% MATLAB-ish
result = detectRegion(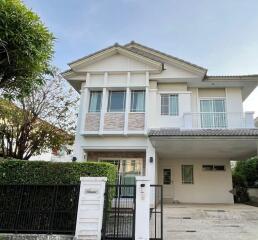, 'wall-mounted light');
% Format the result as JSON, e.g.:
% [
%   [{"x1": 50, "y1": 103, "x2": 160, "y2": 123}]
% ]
[{"x1": 149, "y1": 157, "x2": 153, "y2": 163}]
